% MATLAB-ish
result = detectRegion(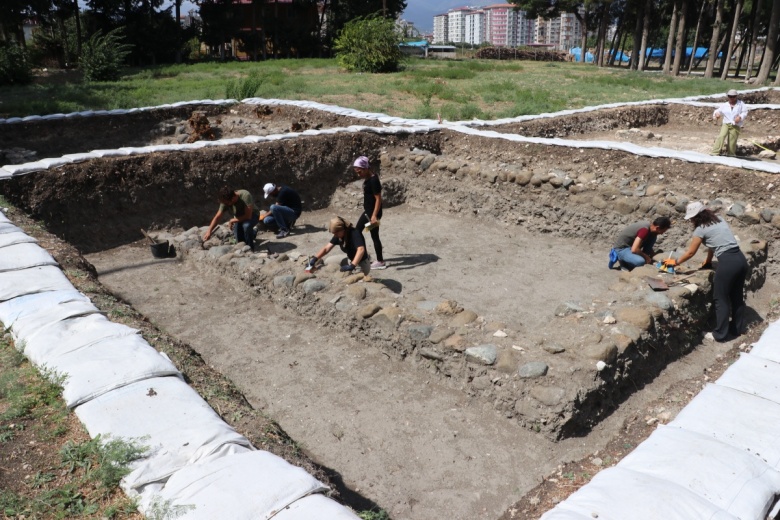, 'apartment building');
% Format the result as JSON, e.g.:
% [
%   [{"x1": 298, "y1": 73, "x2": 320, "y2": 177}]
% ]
[
  {"x1": 483, "y1": 4, "x2": 516, "y2": 47},
  {"x1": 465, "y1": 9, "x2": 486, "y2": 45},
  {"x1": 433, "y1": 13, "x2": 449, "y2": 44},
  {"x1": 559, "y1": 12, "x2": 582, "y2": 50},
  {"x1": 447, "y1": 7, "x2": 471, "y2": 43}
]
